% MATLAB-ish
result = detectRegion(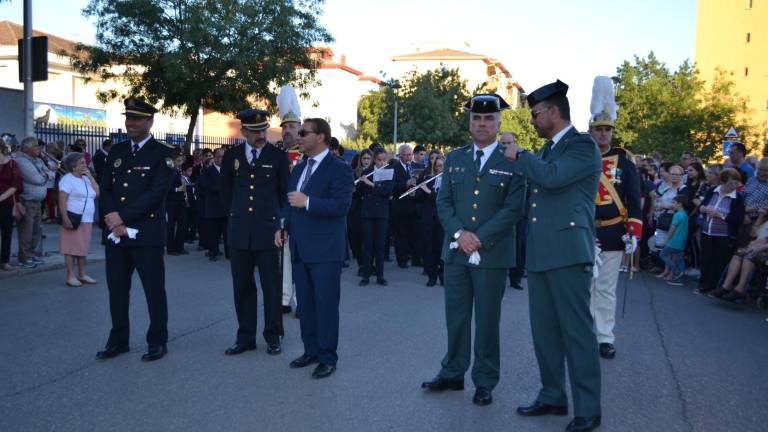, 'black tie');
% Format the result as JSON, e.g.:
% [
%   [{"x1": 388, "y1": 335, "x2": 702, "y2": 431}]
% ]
[
  {"x1": 475, "y1": 149, "x2": 484, "y2": 173},
  {"x1": 541, "y1": 140, "x2": 554, "y2": 159},
  {"x1": 251, "y1": 149, "x2": 258, "y2": 167},
  {"x1": 299, "y1": 159, "x2": 316, "y2": 192},
  {"x1": 132, "y1": 143, "x2": 139, "y2": 154}
]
